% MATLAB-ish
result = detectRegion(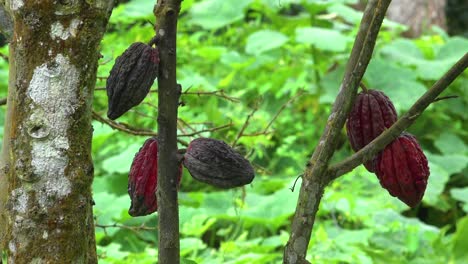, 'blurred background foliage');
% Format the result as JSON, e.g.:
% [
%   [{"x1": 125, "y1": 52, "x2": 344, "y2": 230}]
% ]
[{"x1": 0, "y1": 0, "x2": 467, "y2": 263}]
